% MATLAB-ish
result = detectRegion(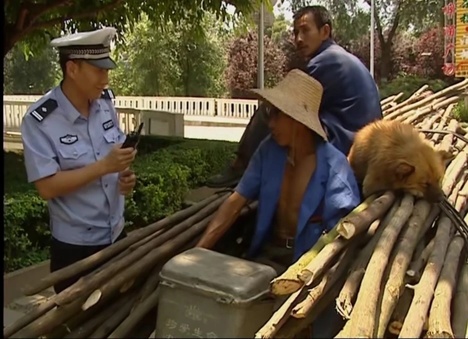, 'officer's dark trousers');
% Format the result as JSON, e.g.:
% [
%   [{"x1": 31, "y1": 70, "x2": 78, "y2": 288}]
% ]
[
  {"x1": 50, "y1": 231, "x2": 127, "y2": 294},
  {"x1": 236, "y1": 103, "x2": 271, "y2": 164}
]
